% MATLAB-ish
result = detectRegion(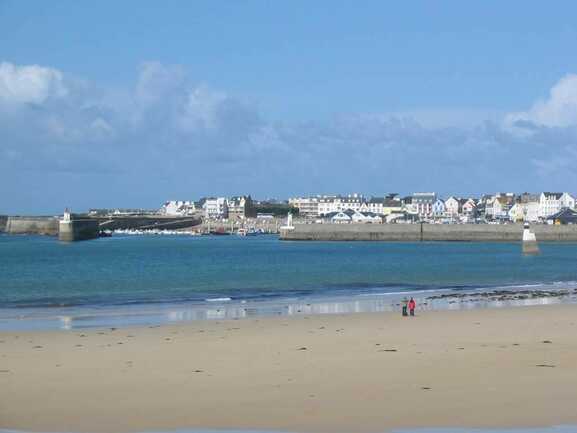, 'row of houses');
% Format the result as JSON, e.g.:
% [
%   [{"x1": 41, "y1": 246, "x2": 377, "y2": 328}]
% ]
[
  {"x1": 290, "y1": 192, "x2": 577, "y2": 222},
  {"x1": 160, "y1": 196, "x2": 255, "y2": 220}
]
